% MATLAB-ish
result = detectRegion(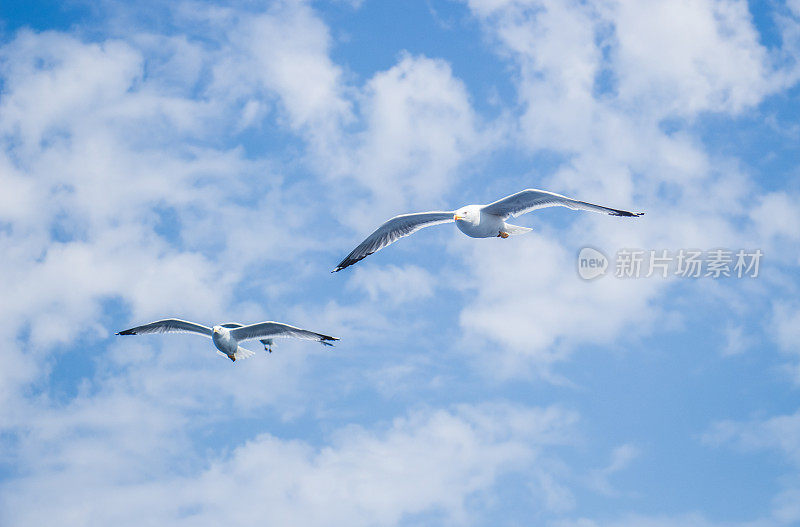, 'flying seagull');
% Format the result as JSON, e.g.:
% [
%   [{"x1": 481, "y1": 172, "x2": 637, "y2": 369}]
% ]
[
  {"x1": 116, "y1": 319, "x2": 339, "y2": 362},
  {"x1": 333, "y1": 188, "x2": 644, "y2": 272}
]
